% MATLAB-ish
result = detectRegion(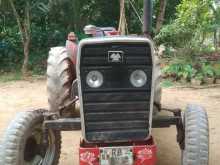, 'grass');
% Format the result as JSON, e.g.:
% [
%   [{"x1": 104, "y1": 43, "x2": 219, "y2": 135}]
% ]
[
  {"x1": 161, "y1": 79, "x2": 174, "y2": 88},
  {"x1": 0, "y1": 72, "x2": 22, "y2": 82},
  {"x1": 0, "y1": 71, "x2": 46, "y2": 83}
]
